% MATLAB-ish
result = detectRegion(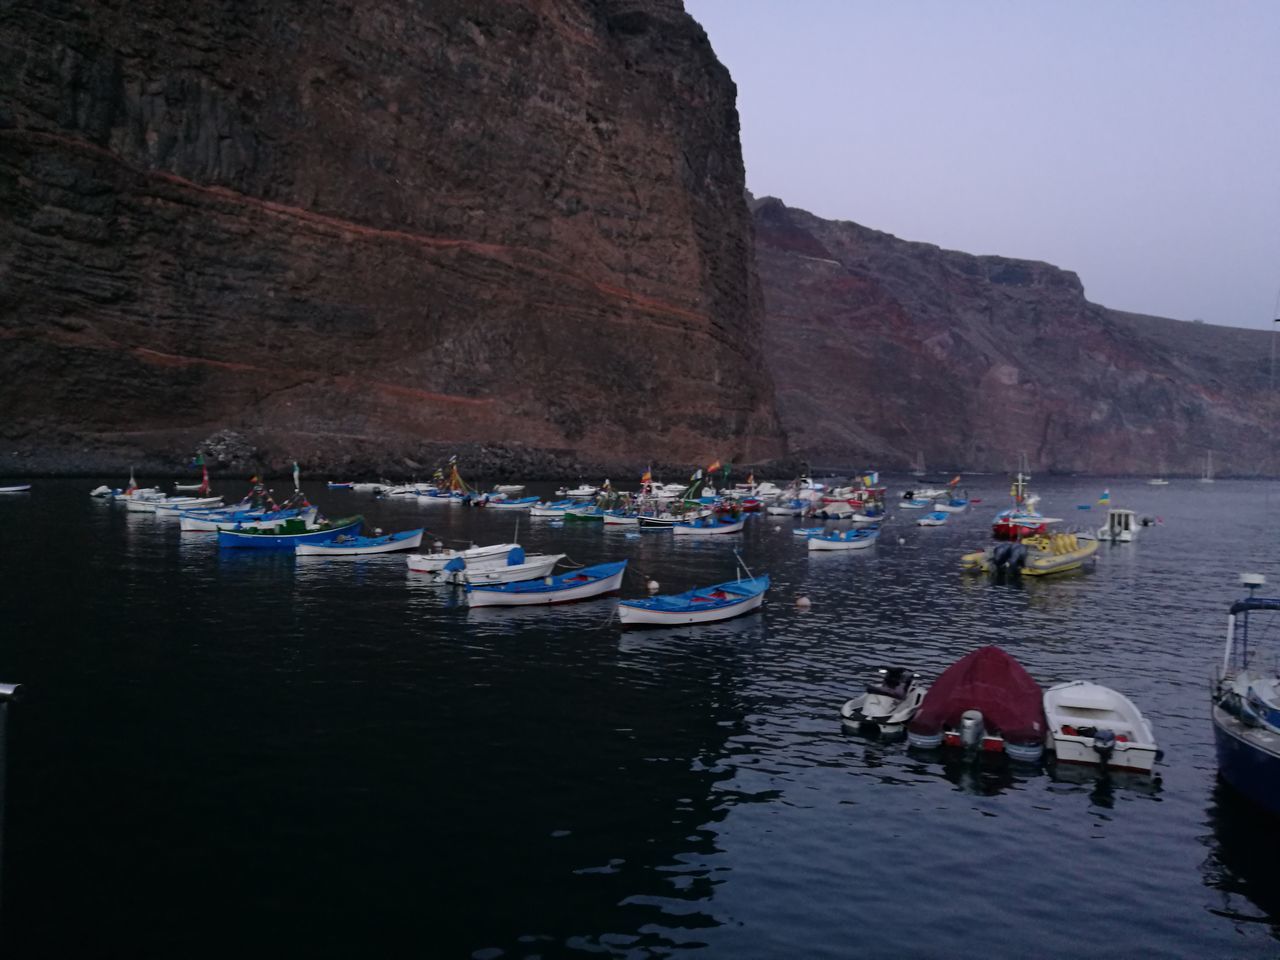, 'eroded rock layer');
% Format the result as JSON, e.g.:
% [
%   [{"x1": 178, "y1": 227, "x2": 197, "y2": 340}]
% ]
[
  {"x1": 0, "y1": 0, "x2": 783, "y2": 474},
  {"x1": 753, "y1": 196, "x2": 1277, "y2": 477}
]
